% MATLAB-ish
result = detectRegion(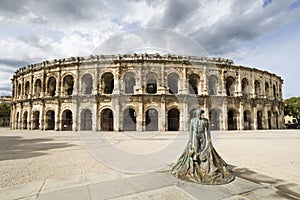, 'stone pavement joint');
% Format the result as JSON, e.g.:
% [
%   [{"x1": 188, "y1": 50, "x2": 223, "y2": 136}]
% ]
[{"x1": 1, "y1": 169, "x2": 300, "y2": 200}]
